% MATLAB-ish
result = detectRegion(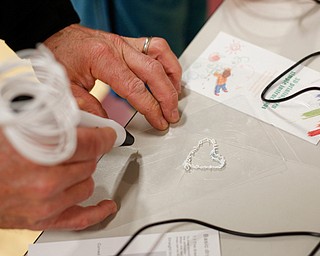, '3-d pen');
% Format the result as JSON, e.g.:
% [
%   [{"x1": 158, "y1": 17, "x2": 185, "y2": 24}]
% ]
[{"x1": 79, "y1": 110, "x2": 134, "y2": 147}]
